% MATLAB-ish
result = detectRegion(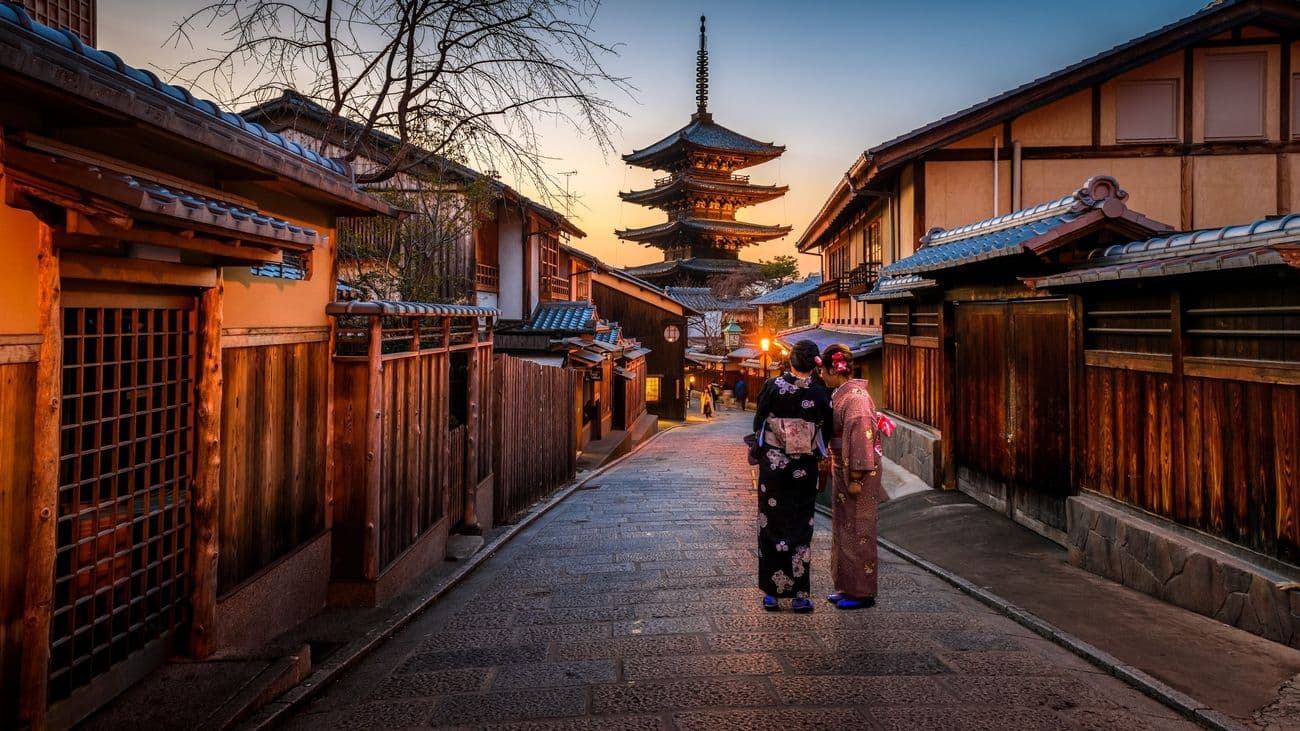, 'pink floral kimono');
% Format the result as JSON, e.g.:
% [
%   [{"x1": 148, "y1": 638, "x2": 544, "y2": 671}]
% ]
[{"x1": 828, "y1": 379, "x2": 886, "y2": 600}]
